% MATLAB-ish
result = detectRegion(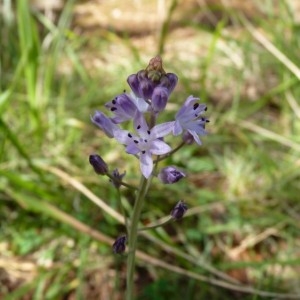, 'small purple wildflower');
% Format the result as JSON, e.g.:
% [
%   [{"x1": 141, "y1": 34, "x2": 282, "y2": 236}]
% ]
[
  {"x1": 113, "y1": 113, "x2": 174, "y2": 178},
  {"x1": 158, "y1": 166, "x2": 186, "y2": 184},
  {"x1": 89, "y1": 154, "x2": 108, "y2": 175},
  {"x1": 171, "y1": 200, "x2": 188, "y2": 220},
  {"x1": 174, "y1": 96, "x2": 209, "y2": 145},
  {"x1": 112, "y1": 235, "x2": 126, "y2": 254}
]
